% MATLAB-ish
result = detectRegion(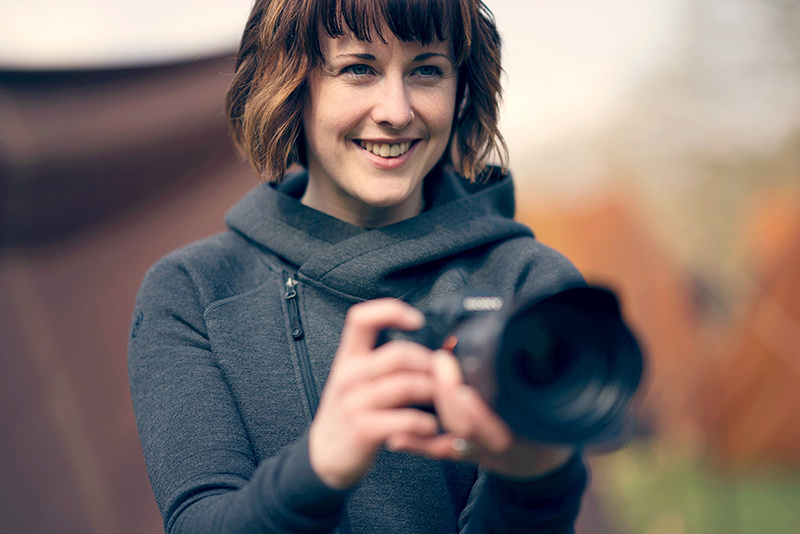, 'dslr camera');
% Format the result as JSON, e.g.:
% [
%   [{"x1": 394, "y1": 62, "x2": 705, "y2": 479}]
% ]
[{"x1": 378, "y1": 286, "x2": 644, "y2": 445}]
